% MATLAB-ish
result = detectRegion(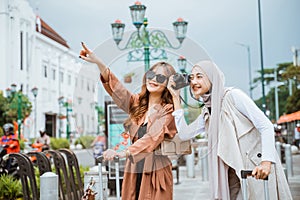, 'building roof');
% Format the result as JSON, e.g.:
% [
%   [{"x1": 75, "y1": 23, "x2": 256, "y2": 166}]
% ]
[{"x1": 36, "y1": 16, "x2": 70, "y2": 49}]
